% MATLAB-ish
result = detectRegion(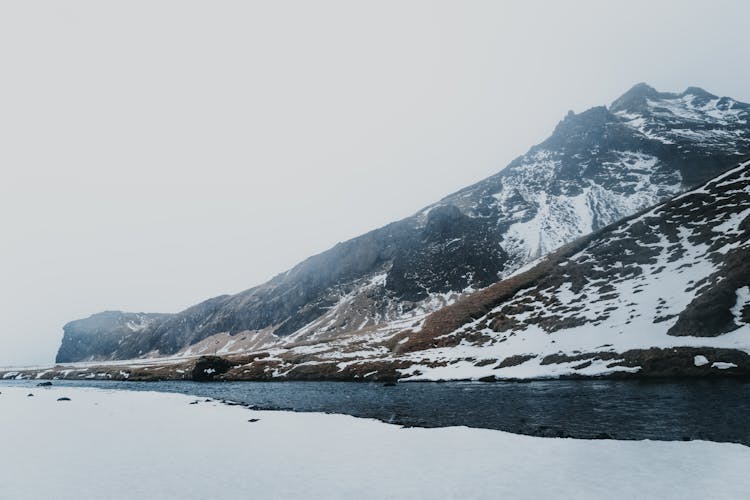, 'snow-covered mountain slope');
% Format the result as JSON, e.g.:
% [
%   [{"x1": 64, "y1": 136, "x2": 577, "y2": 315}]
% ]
[
  {"x1": 439, "y1": 83, "x2": 750, "y2": 273},
  {"x1": 611, "y1": 84, "x2": 750, "y2": 171},
  {"x1": 384, "y1": 158, "x2": 750, "y2": 380},
  {"x1": 19, "y1": 157, "x2": 750, "y2": 382},
  {"x1": 55, "y1": 84, "x2": 750, "y2": 363},
  {"x1": 198, "y1": 157, "x2": 748, "y2": 382}
]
